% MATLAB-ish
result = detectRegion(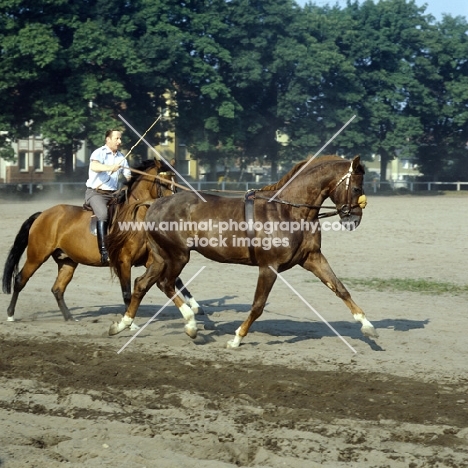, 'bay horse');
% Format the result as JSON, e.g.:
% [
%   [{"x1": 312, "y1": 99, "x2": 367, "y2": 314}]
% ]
[
  {"x1": 2, "y1": 159, "x2": 201, "y2": 322},
  {"x1": 108, "y1": 155, "x2": 377, "y2": 347}
]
